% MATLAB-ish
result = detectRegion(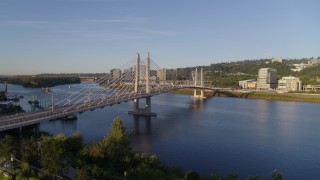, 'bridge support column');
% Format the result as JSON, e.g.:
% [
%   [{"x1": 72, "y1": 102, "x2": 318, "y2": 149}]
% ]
[
  {"x1": 129, "y1": 52, "x2": 156, "y2": 116},
  {"x1": 200, "y1": 68, "x2": 205, "y2": 98},
  {"x1": 193, "y1": 68, "x2": 205, "y2": 99}
]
